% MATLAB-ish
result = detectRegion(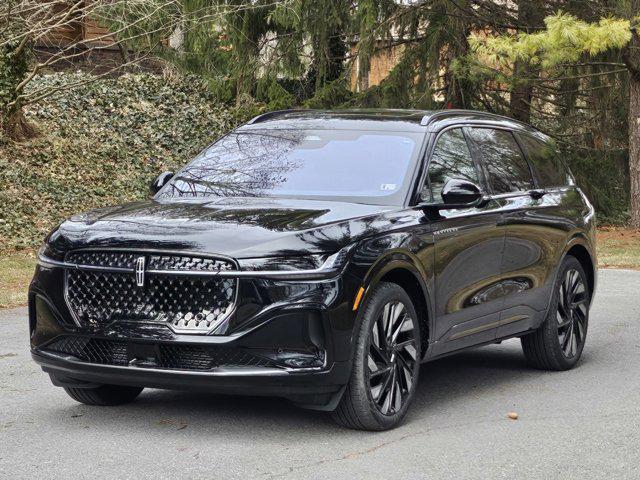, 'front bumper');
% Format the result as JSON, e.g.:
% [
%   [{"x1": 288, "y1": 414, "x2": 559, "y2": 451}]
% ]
[
  {"x1": 32, "y1": 349, "x2": 350, "y2": 409},
  {"x1": 28, "y1": 256, "x2": 363, "y2": 409}
]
